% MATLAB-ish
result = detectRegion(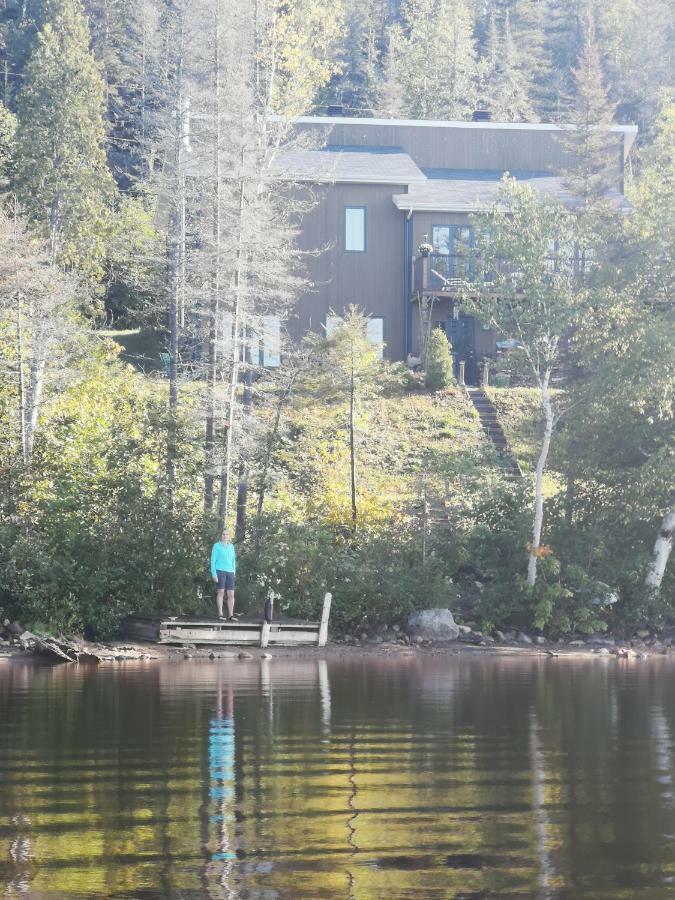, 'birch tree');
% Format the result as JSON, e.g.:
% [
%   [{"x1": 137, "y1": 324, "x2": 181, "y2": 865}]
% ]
[
  {"x1": 0, "y1": 202, "x2": 84, "y2": 465},
  {"x1": 466, "y1": 180, "x2": 592, "y2": 586}
]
